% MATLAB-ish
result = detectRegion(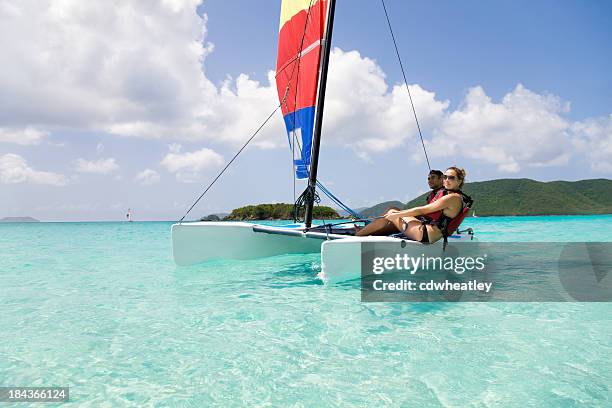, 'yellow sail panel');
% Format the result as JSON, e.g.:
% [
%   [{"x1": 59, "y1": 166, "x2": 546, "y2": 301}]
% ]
[{"x1": 279, "y1": 0, "x2": 315, "y2": 30}]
